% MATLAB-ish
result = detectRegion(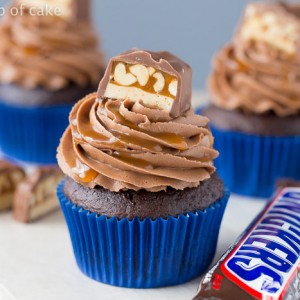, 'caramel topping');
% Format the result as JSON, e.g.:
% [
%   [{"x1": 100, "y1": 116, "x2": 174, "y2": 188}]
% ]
[
  {"x1": 62, "y1": 129, "x2": 98, "y2": 183},
  {"x1": 112, "y1": 151, "x2": 154, "y2": 169},
  {"x1": 227, "y1": 56, "x2": 249, "y2": 72},
  {"x1": 107, "y1": 103, "x2": 188, "y2": 151},
  {"x1": 77, "y1": 99, "x2": 111, "y2": 143}
]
